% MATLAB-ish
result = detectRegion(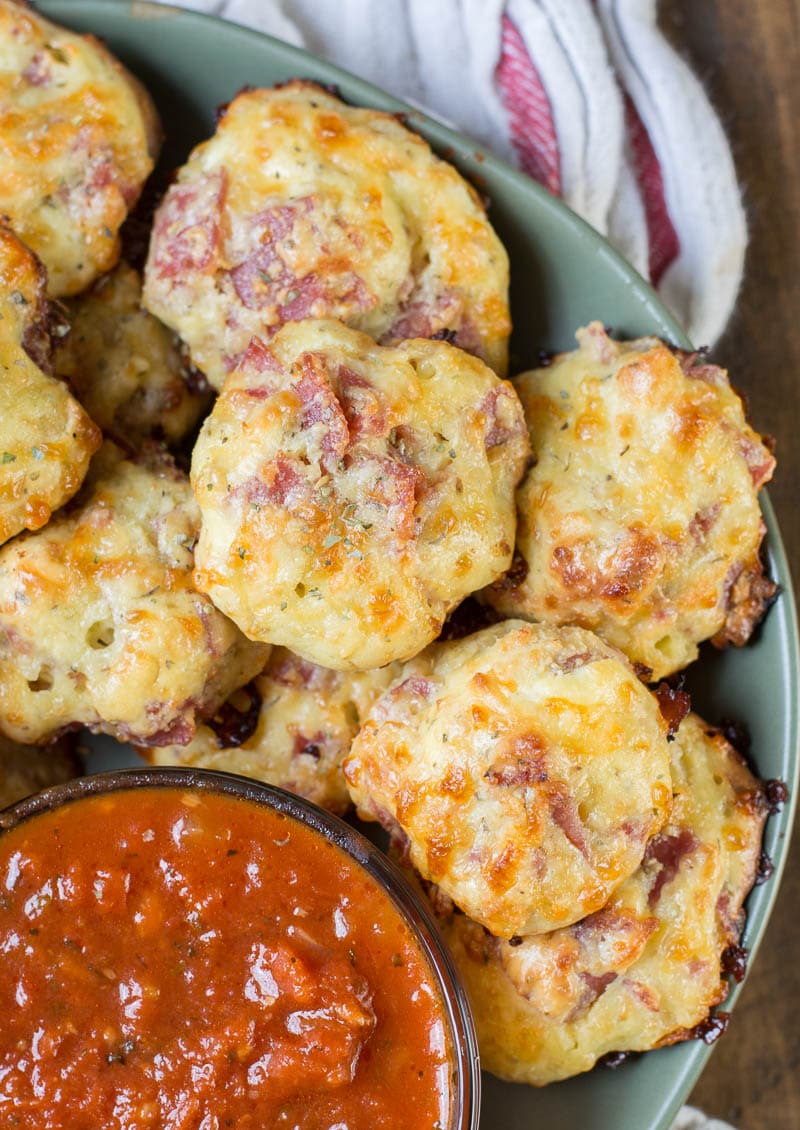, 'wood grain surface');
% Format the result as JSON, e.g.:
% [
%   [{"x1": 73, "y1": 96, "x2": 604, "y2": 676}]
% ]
[{"x1": 661, "y1": 3, "x2": 800, "y2": 1127}]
